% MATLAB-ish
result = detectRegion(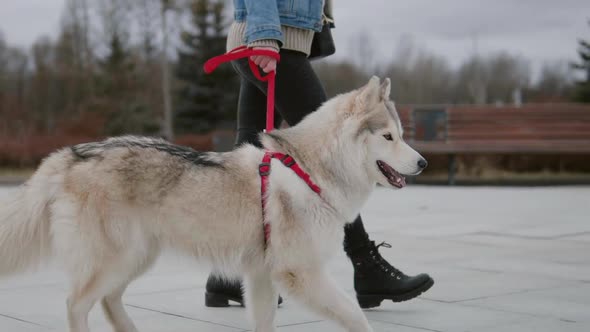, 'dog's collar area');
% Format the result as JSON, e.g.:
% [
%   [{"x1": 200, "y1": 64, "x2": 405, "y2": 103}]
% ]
[{"x1": 259, "y1": 151, "x2": 322, "y2": 247}]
